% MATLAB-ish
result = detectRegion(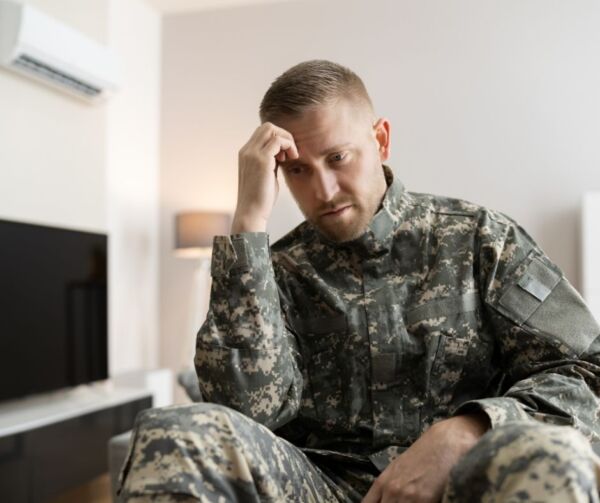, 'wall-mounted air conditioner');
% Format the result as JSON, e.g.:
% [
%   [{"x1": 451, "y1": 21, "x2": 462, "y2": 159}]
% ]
[{"x1": 0, "y1": 1, "x2": 119, "y2": 102}]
